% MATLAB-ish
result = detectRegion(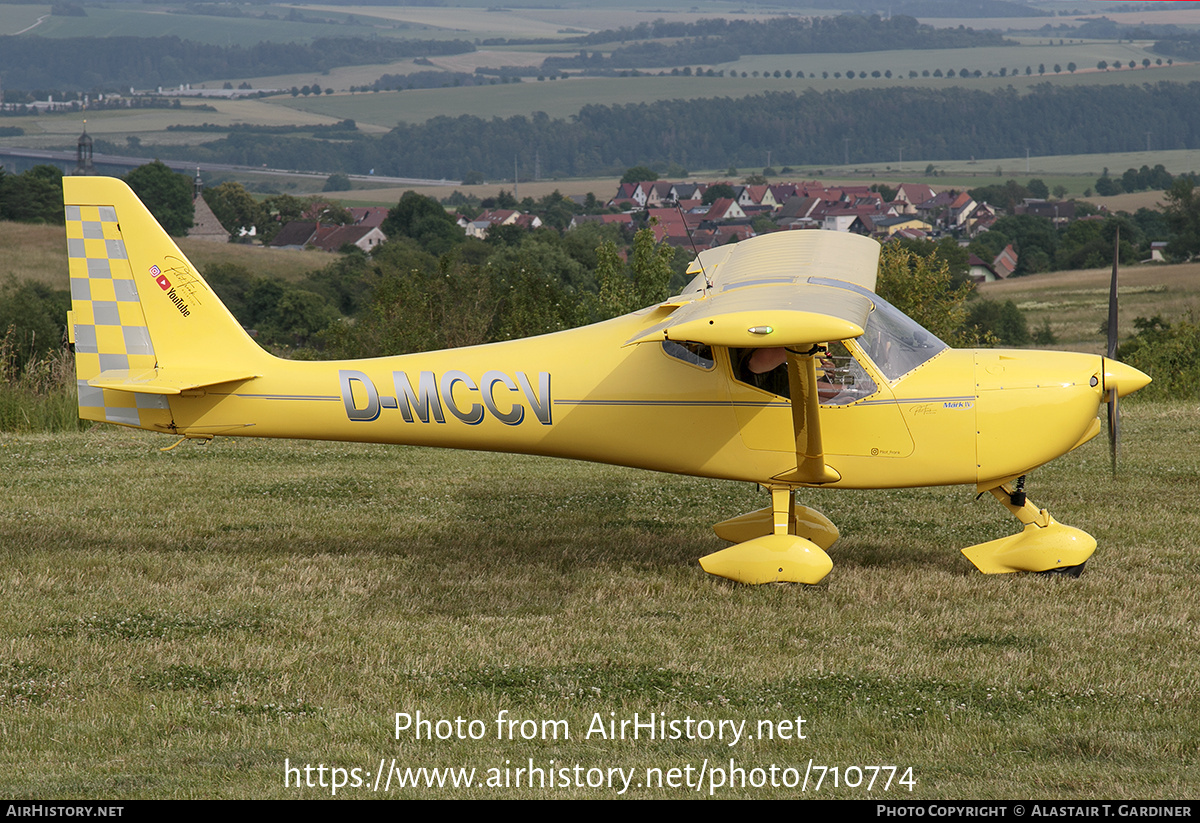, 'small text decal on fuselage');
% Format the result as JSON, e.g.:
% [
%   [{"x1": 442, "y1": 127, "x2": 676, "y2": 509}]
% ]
[{"x1": 339, "y1": 369, "x2": 552, "y2": 426}]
